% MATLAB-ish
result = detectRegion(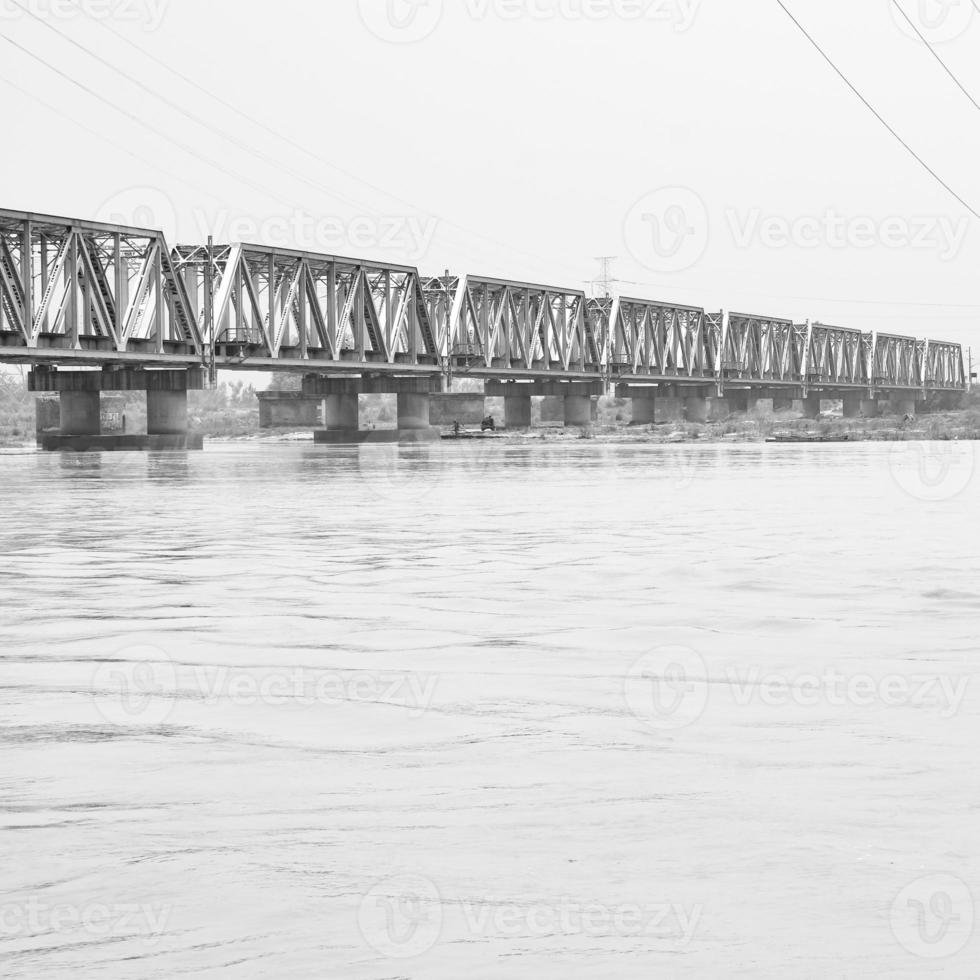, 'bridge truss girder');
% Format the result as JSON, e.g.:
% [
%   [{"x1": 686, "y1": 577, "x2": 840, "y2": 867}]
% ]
[
  {"x1": 922, "y1": 340, "x2": 965, "y2": 388},
  {"x1": 0, "y1": 208, "x2": 201, "y2": 358},
  {"x1": 174, "y1": 243, "x2": 438, "y2": 366},
  {"x1": 603, "y1": 296, "x2": 719, "y2": 381},
  {"x1": 803, "y1": 322, "x2": 868, "y2": 387},
  {"x1": 425, "y1": 274, "x2": 598, "y2": 374}
]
